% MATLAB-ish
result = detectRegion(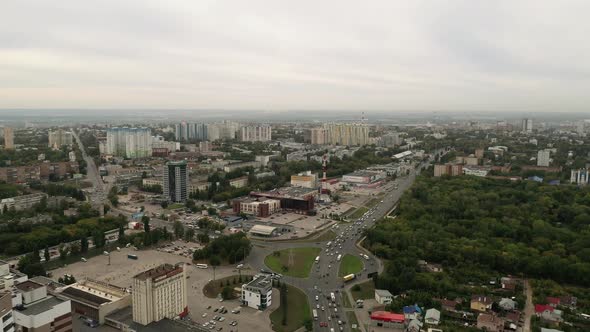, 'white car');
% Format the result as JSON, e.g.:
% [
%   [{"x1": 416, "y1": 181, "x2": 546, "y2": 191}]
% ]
[{"x1": 315, "y1": 295, "x2": 319, "y2": 301}]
